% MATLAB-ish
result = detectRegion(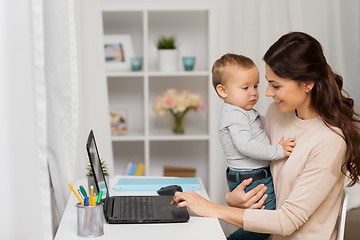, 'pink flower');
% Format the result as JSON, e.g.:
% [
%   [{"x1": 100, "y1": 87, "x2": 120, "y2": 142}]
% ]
[
  {"x1": 153, "y1": 89, "x2": 205, "y2": 115},
  {"x1": 197, "y1": 99, "x2": 206, "y2": 112},
  {"x1": 163, "y1": 96, "x2": 173, "y2": 107}
]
